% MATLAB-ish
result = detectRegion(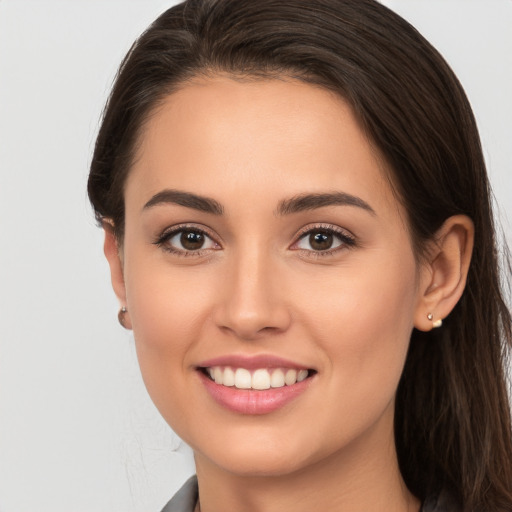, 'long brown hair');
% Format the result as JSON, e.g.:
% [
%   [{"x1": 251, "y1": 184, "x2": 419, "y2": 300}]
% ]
[{"x1": 88, "y1": 0, "x2": 512, "y2": 508}]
